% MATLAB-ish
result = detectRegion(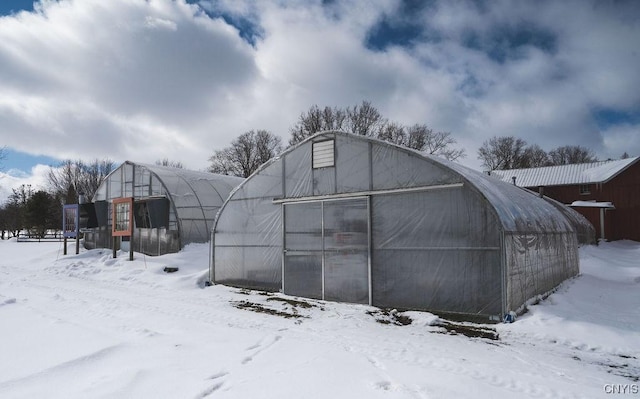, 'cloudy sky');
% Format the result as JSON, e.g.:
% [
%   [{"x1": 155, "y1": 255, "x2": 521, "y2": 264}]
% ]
[{"x1": 0, "y1": 0, "x2": 639, "y2": 201}]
